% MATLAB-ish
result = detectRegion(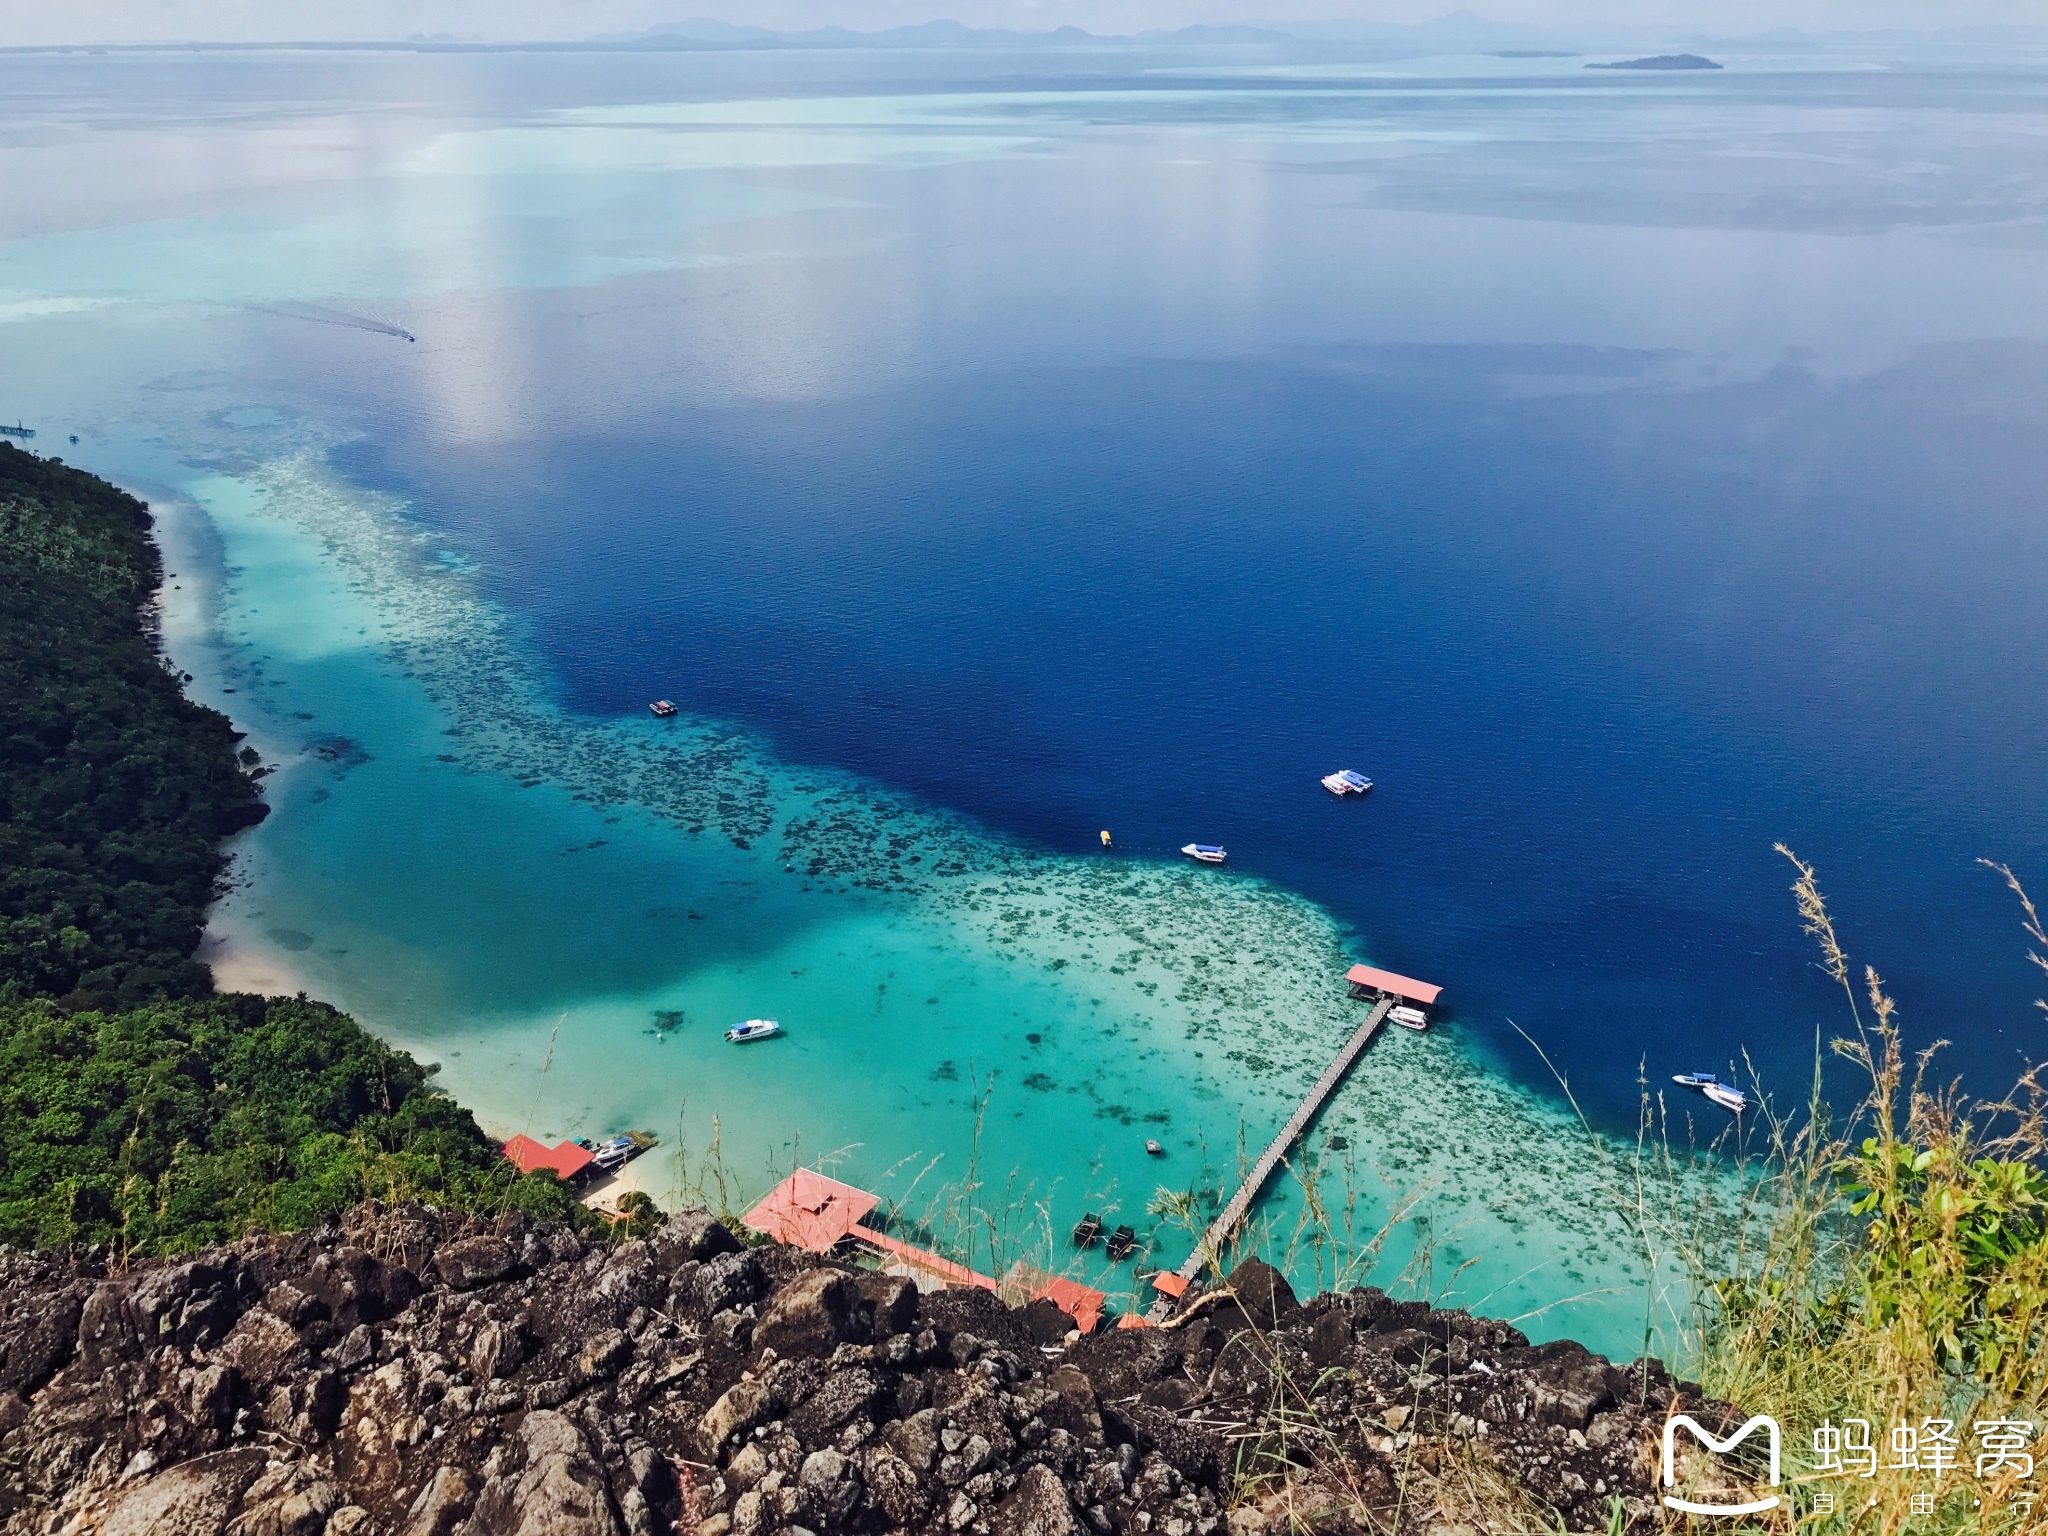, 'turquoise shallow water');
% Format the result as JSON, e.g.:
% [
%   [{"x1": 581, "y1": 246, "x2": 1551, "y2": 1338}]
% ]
[
  {"x1": 19, "y1": 43, "x2": 2048, "y2": 1358},
  {"x1": 133, "y1": 439, "x2": 1680, "y2": 1353}
]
